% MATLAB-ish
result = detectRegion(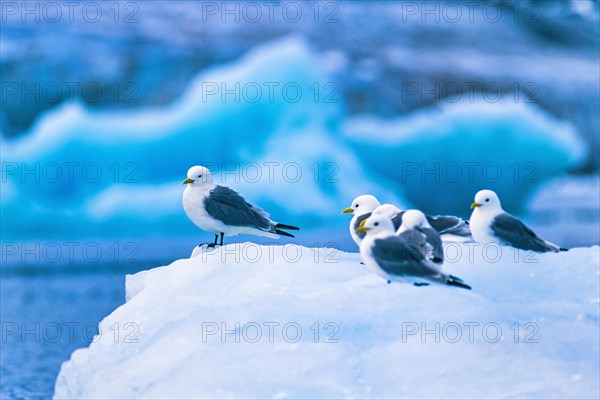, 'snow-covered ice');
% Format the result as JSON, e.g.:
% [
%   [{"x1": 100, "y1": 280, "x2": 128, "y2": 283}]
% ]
[{"x1": 55, "y1": 243, "x2": 600, "y2": 399}]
